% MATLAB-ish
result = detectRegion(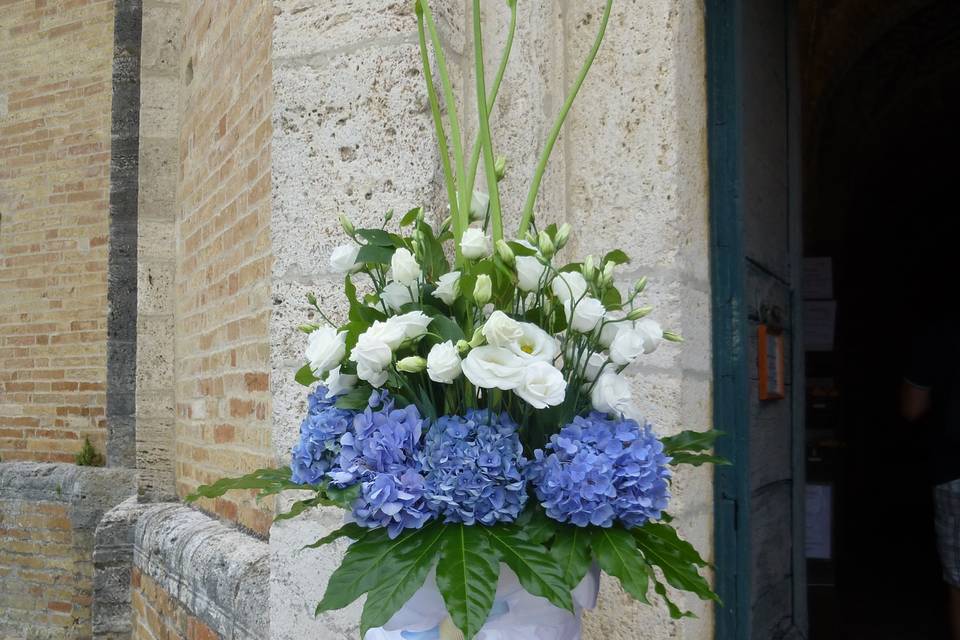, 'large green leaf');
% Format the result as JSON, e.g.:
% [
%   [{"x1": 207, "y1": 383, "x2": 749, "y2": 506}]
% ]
[
  {"x1": 668, "y1": 452, "x2": 731, "y2": 467},
  {"x1": 355, "y1": 228, "x2": 396, "y2": 247},
  {"x1": 652, "y1": 577, "x2": 694, "y2": 619},
  {"x1": 633, "y1": 523, "x2": 717, "y2": 602},
  {"x1": 356, "y1": 243, "x2": 395, "y2": 266},
  {"x1": 295, "y1": 363, "x2": 320, "y2": 387},
  {"x1": 550, "y1": 525, "x2": 593, "y2": 590},
  {"x1": 274, "y1": 494, "x2": 330, "y2": 521},
  {"x1": 515, "y1": 505, "x2": 556, "y2": 544},
  {"x1": 316, "y1": 527, "x2": 425, "y2": 613},
  {"x1": 359, "y1": 522, "x2": 446, "y2": 637},
  {"x1": 430, "y1": 314, "x2": 465, "y2": 343},
  {"x1": 661, "y1": 429, "x2": 723, "y2": 455},
  {"x1": 436, "y1": 524, "x2": 501, "y2": 640},
  {"x1": 483, "y1": 525, "x2": 573, "y2": 612},
  {"x1": 591, "y1": 527, "x2": 650, "y2": 604},
  {"x1": 184, "y1": 467, "x2": 301, "y2": 503},
  {"x1": 302, "y1": 522, "x2": 367, "y2": 550},
  {"x1": 345, "y1": 275, "x2": 386, "y2": 325}
]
